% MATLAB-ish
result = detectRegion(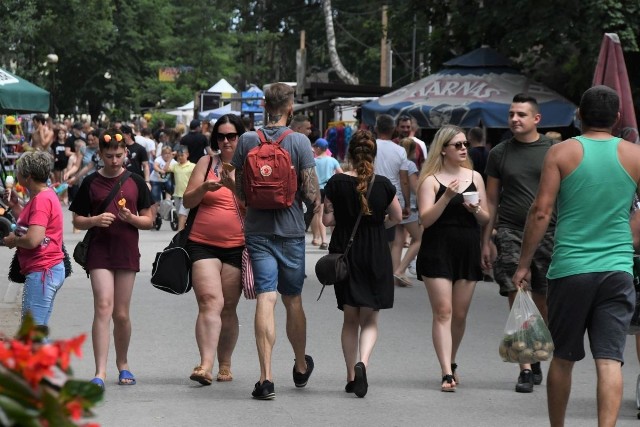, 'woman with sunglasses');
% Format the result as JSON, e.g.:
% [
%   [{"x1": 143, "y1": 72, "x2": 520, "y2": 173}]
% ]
[
  {"x1": 69, "y1": 130, "x2": 154, "y2": 390},
  {"x1": 415, "y1": 125, "x2": 489, "y2": 392},
  {"x1": 181, "y1": 114, "x2": 246, "y2": 385}
]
